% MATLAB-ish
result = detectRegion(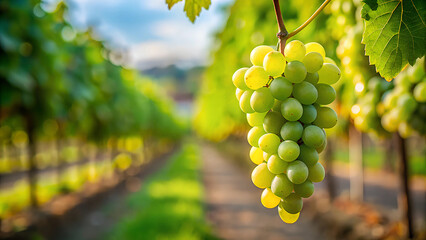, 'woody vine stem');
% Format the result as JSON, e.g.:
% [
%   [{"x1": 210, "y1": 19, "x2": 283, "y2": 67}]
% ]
[{"x1": 273, "y1": 0, "x2": 333, "y2": 55}]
